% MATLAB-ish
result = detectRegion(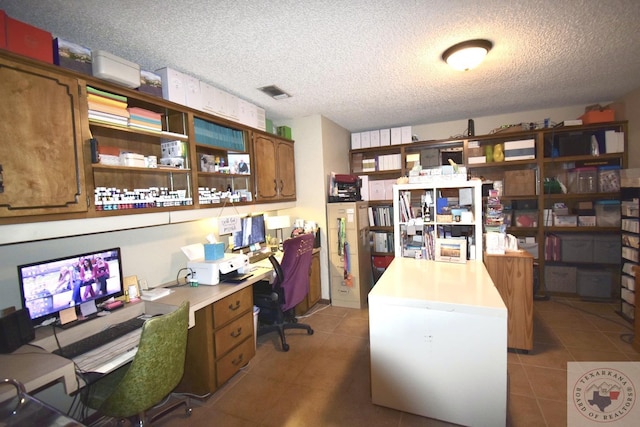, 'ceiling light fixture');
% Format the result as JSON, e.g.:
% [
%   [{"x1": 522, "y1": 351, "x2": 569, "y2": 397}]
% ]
[
  {"x1": 442, "y1": 39, "x2": 493, "y2": 71},
  {"x1": 258, "y1": 85, "x2": 291, "y2": 100}
]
